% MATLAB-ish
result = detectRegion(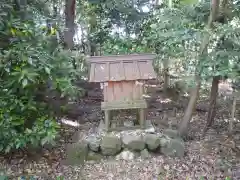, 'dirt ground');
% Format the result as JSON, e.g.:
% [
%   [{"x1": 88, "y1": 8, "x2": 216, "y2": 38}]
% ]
[{"x1": 0, "y1": 82, "x2": 240, "y2": 180}]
